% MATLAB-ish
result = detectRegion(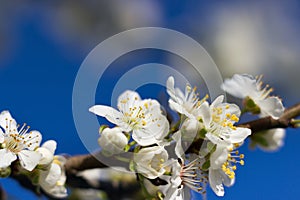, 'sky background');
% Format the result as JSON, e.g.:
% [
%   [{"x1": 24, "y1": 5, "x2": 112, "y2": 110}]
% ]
[{"x1": 0, "y1": 0, "x2": 300, "y2": 199}]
